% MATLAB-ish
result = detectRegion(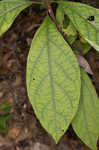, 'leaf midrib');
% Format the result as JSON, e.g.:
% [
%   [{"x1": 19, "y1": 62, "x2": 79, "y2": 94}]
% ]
[{"x1": 46, "y1": 23, "x2": 57, "y2": 135}]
